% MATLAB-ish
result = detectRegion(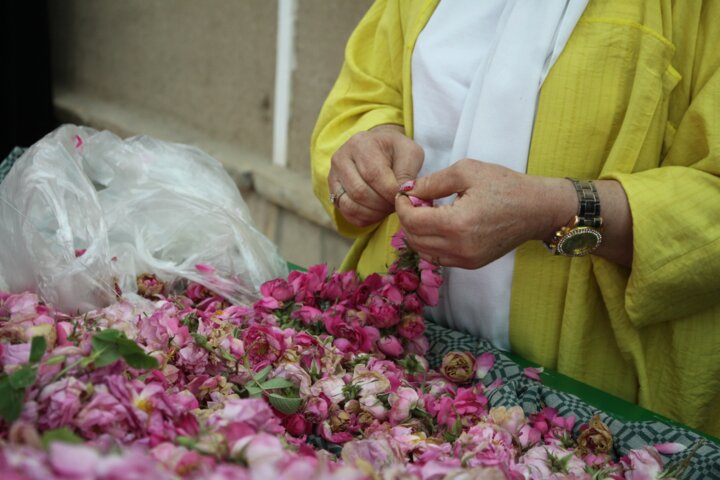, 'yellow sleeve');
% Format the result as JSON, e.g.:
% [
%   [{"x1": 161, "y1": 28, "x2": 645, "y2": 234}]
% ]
[
  {"x1": 604, "y1": 5, "x2": 720, "y2": 328},
  {"x1": 310, "y1": 0, "x2": 405, "y2": 239}
]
